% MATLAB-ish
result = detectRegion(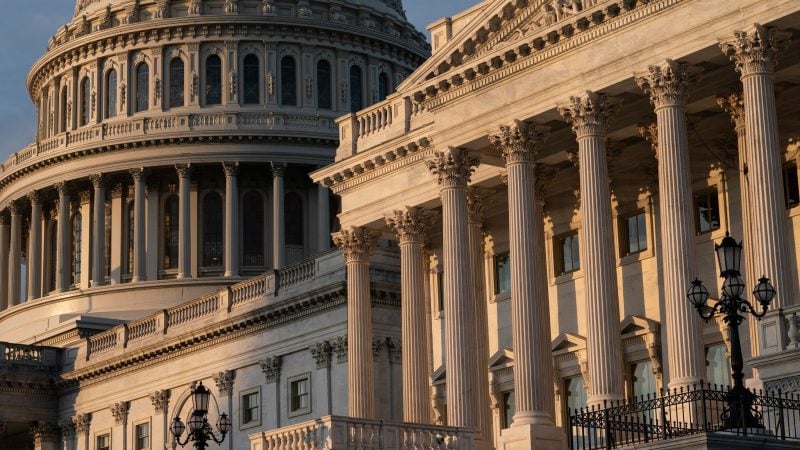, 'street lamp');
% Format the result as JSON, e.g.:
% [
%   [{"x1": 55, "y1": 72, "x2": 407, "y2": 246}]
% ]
[
  {"x1": 686, "y1": 232, "x2": 776, "y2": 429},
  {"x1": 170, "y1": 382, "x2": 232, "y2": 450}
]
